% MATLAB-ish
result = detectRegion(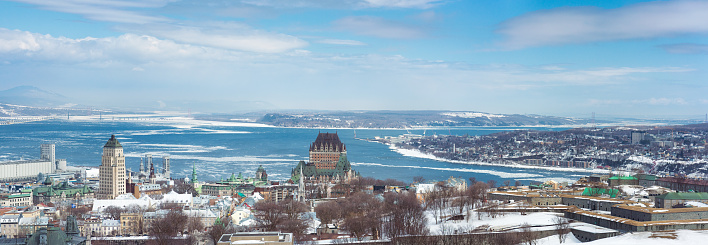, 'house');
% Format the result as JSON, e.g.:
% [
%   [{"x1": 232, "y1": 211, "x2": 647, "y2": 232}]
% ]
[
  {"x1": 120, "y1": 213, "x2": 143, "y2": 235},
  {"x1": 0, "y1": 213, "x2": 20, "y2": 238}
]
